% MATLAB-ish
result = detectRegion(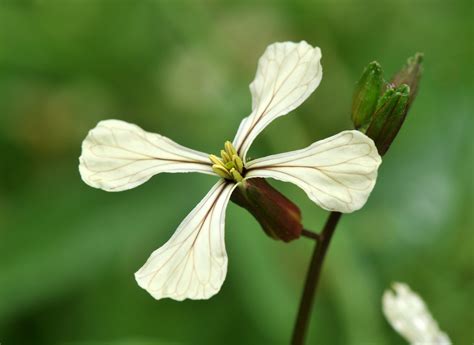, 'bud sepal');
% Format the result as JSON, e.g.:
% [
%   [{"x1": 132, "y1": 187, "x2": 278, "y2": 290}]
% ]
[
  {"x1": 351, "y1": 61, "x2": 384, "y2": 130},
  {"x1": 231, "y1": 178, "x2": 303, "y2": 242},
  {"x1": 353, "y1": 53, "x2": 423, "y2": 156},
  {"x1": 391, "y1": 53, "x2": 423, "y2": 110},
  {"x1": 366, "y1": 84, "x2": 410, "y2": 155}
]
